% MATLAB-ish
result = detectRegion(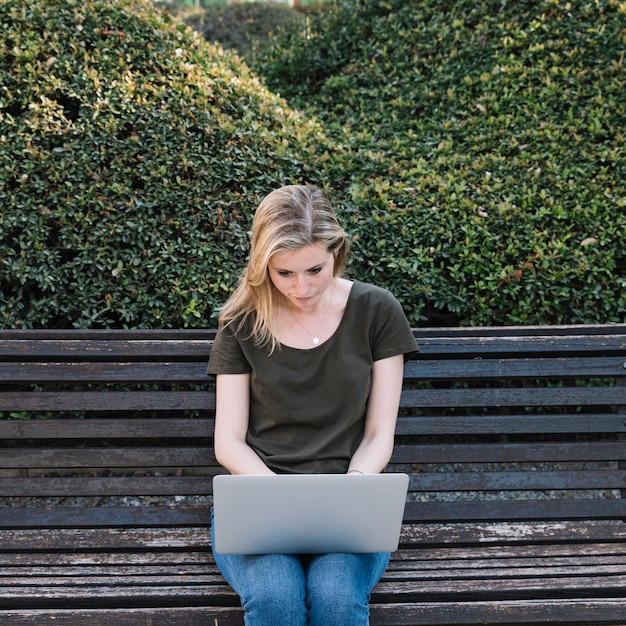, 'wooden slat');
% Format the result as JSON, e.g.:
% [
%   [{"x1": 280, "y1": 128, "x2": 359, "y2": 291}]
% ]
[
  {"x1": 0, "y1": 583, "x2": 230, "y2": 604},
  {"x1": 0, "y1": 528, "x2": 212, "y2": 550},
  {"x1": 2, "y1": 356, "x2": 622, "y2": 381},
  {"x1": 0, "y1": 362, "x2": 209, "y2": 383},
  {"x1": 373, "y1": 575, "x2": 626, "y2": 600},
  {"x1": 403, "y1": 356, "x2": 626, "y2": 380},
  {"x1": 0, "y1": 608, "x2": 242, "y2": 626},
  {"x1": 5, "y1": 467, "x2": 618, "y2": 498},
  {"x1": 388, "y1": 547, "x2": 626, "y2": 568},
  {"x1": 369, "y1": 599, "x2": 626, "y2": 625},
  {"x1": 398, "y1": 520, "x2": 626, "y2": 545},
  {"x1": 392, "y1": 440, "x2": 626, "y2": 463},
  {"x1": 1, "y1": 414, "x2": 622, "y2": 440},
  {"x1": 400, "y1": 386, "x2": 625, "y2": 408},
  {"x1": 0, "y1": 564, "x2": 215, "y2": 577},
  {"x1": 381, "y1": 561, "x2": 626, "y2": 580},
  {"x1": 395, "y1": 413, "x2": 626, "y2": 434},
  {"x1": 5, "y1": 577, "x2": 626, "y2": 607},
  {"x1": 1, "y1": 447, "x2": 217, "y2": 469},
  {"x1": 0, "y1": 476, "x2": 214, "y2": 498},
  {"x1": 0, "y1": 506, "x2": 213, "y2": 531},
  {"x1": 3, "y1": 600, "x2": 626, "y2": 626},
  {"x1": 0, "y1": 391, "x2": 213, "y2": 411},
  {"x1": 407, "y1": 469, "x2": 626, "y2": 491},
  {"x1": 0, "y1": 418, "x2": 213, "y2": 440},
  {"x1": 0, "y1": 338, "x2": 213, "y2": 360},
  {"x1": 412, "y1": 324, "x2": 626, "y2": 339},
  {"x1": 402, "y1": 498, "x2": 626, "y2": 522}
]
